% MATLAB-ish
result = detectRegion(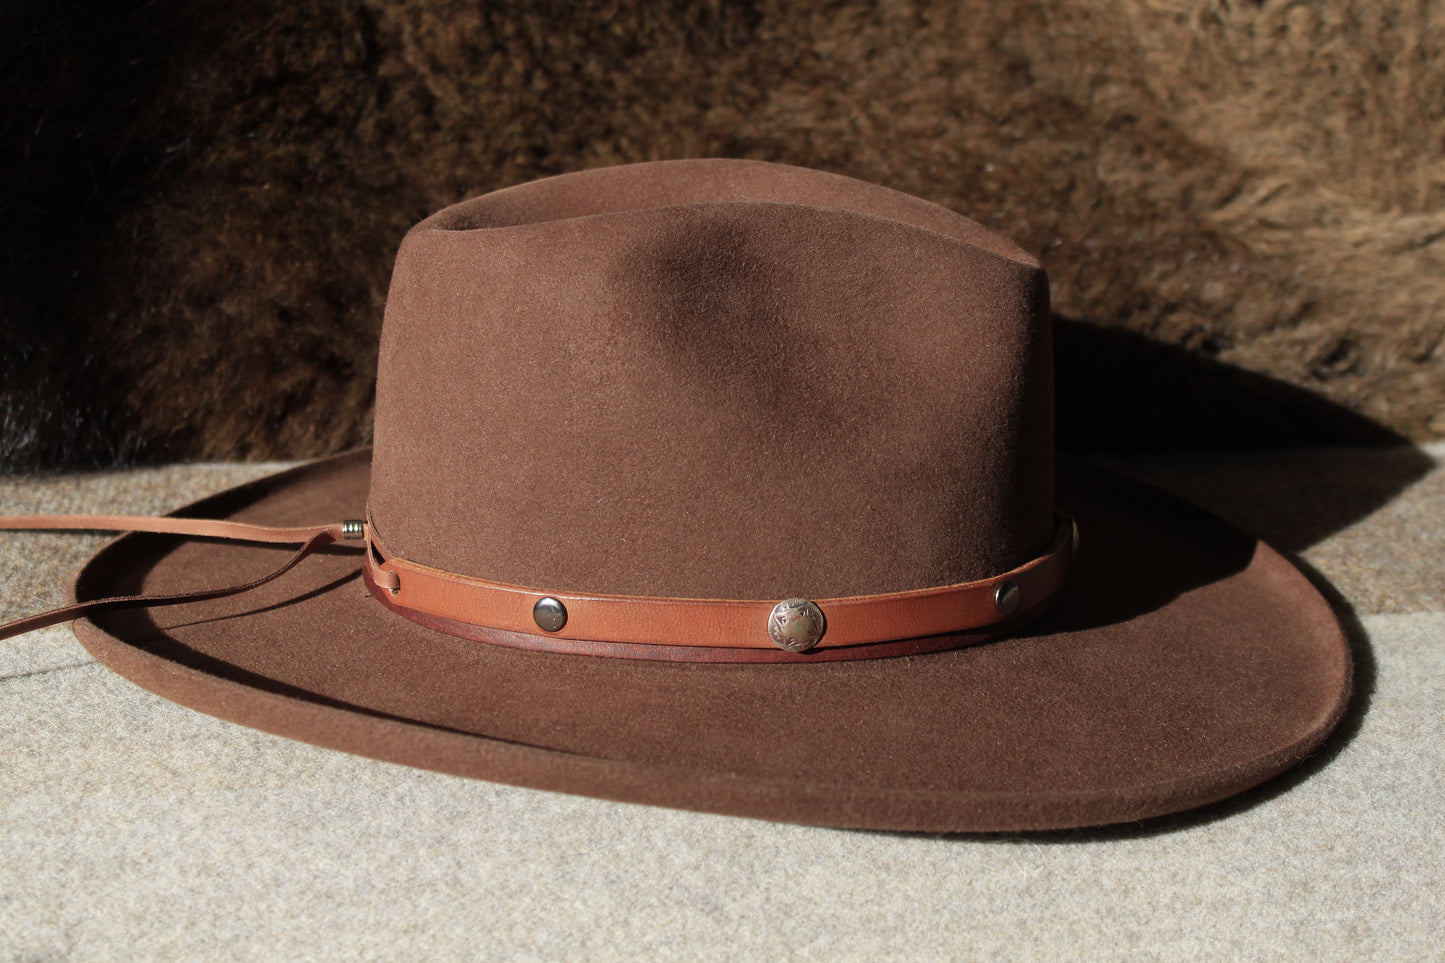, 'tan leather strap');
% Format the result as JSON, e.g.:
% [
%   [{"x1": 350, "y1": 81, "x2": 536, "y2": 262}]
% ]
[
  {"x1": 0, "y1": 515, "x2": 349, "y2": 544},
  {"x1": 364, "y1": 513, "x2": 1075, "y2": 661},
  {"x1": 0, "y1": 516, "x2": 356, "y2": 642},
  {"x1": 1, "y1": 511, "x2": 1075, "y2": 664}
]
